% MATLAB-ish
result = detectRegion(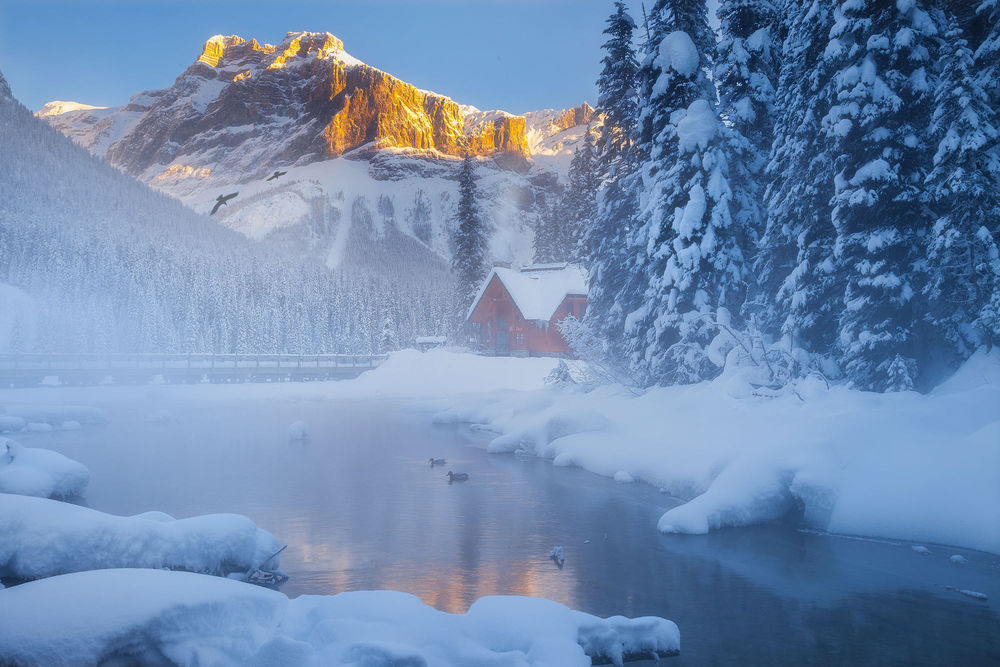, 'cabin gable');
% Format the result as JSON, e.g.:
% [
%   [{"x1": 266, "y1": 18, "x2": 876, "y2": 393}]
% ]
[{"x1": 465, "y1": 266, "x2": 588, "y2": 357}]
